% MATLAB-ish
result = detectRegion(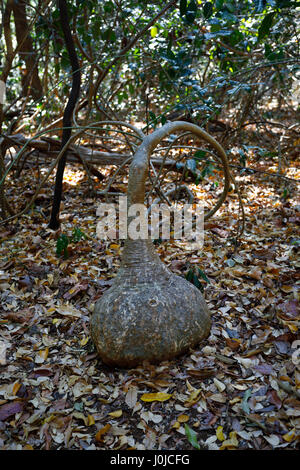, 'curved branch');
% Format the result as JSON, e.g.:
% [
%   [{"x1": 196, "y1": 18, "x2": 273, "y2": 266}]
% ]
[{"x1": 127, "y1": 121, "x2": 231, "y2": 222}]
